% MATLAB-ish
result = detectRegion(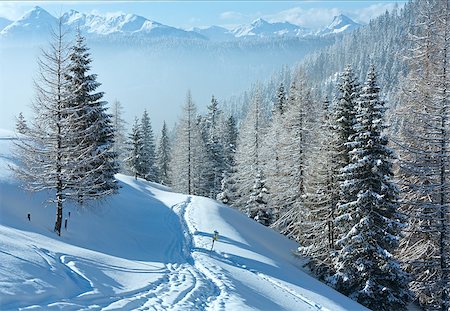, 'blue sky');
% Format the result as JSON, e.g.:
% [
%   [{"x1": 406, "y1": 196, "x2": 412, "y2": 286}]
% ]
[{"x1": 0, "y1": 1, "x2": 407, "y2": 29}]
